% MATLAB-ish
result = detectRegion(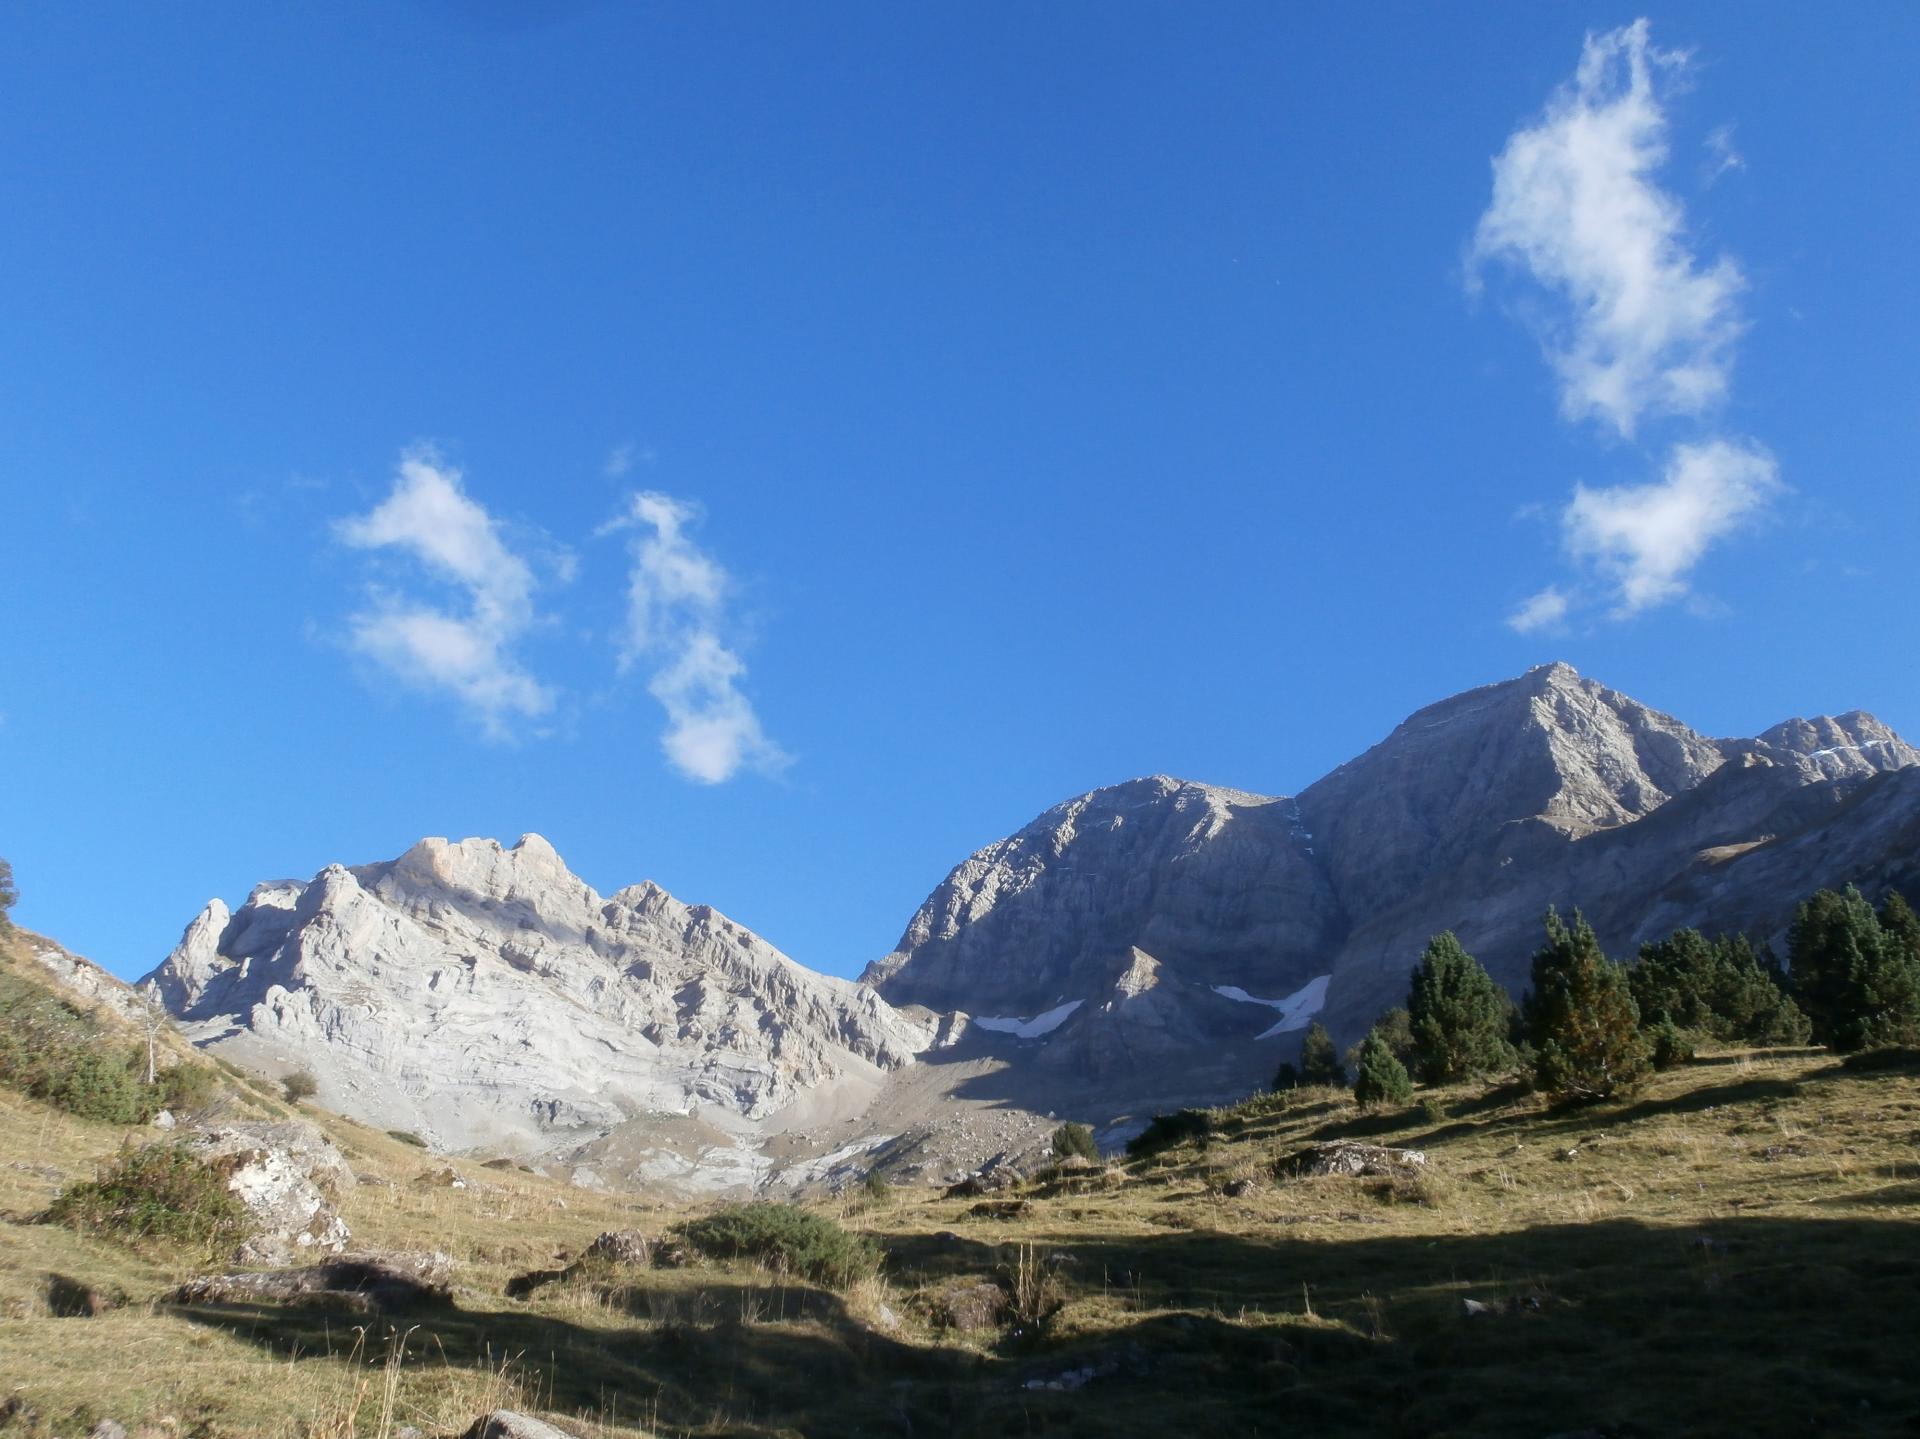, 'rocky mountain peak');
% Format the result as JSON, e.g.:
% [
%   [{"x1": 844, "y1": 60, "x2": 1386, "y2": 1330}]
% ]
[{"x1": 146, "y1": 835, "x2": 934, "y2": 1165}]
